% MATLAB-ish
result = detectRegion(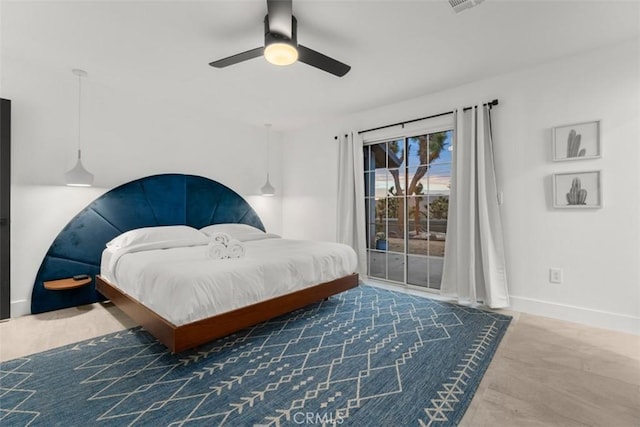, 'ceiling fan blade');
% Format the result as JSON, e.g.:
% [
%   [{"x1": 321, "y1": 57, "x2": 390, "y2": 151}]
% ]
[
  {"x1": 209, "y1": 47, "x2": 264, "y2": 68},
  {"x1": 267, "y1": 0, "x2": 293, "y2": 38},
  {"x1": 297, "y1": 45, "x2": 351, "y2": 77}
]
